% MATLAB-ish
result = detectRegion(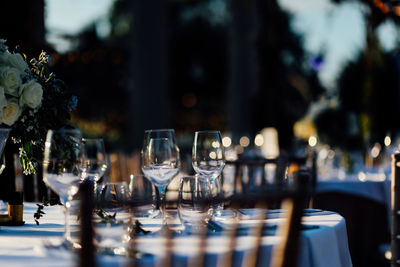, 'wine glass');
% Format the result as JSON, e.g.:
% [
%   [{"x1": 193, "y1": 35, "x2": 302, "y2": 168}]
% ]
[
  {"x1": 80, "y1": 138, "x2": 108, "y2": 198},
  {"x1": 178, "y1": 175, "x2": 213, "y2": 233},
  {"x1": 192, "y1": 130, "x2": 225, "y2": 216},
  {"x1": 43, "y1": 128, "x2": 83, "y2": 247},
  {"x1": 141, "y1": 136, "x2": 180, "y2": 227},
  {"x1": 80, "y1": 138, "x2": 107, "y2": 182},
  {"x1": 141, "y1": 129, "x2": 180, "y2": 166}
]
